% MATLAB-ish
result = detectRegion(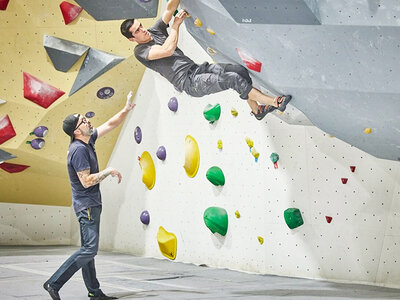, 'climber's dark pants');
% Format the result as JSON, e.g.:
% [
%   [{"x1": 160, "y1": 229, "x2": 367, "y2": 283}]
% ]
[{"x1": 182, "y1": 62, "x2": 253, "y2": 100}]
